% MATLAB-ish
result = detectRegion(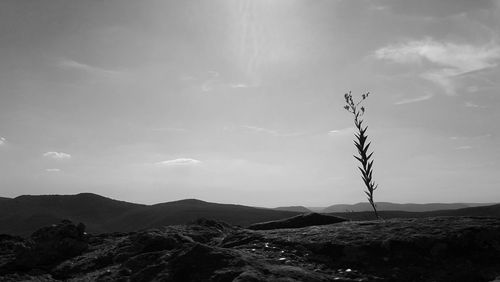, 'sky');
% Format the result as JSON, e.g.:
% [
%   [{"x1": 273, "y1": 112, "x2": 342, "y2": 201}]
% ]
[{"x1": 1, "y1": 0, "x2": 500, "y2": 207}]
